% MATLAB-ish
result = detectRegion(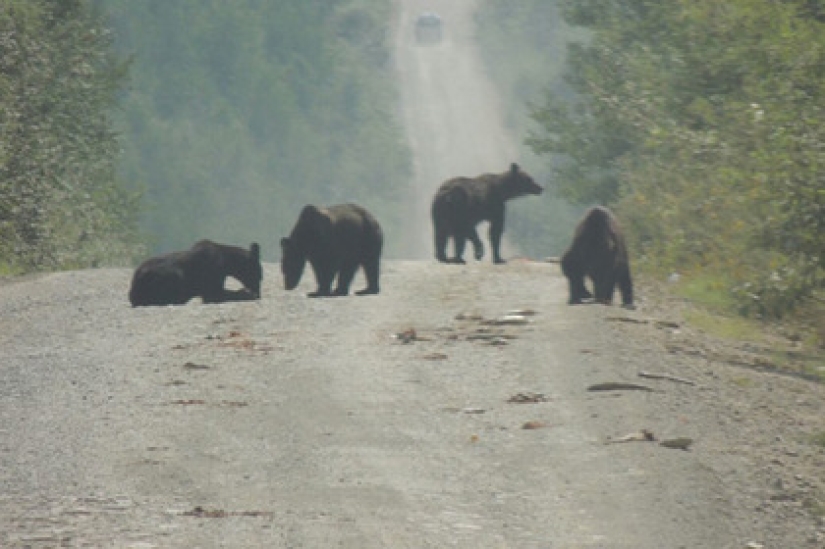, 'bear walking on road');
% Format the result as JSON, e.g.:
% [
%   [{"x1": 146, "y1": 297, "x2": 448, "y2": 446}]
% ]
[
  {"x1": 561, "y1": 206, "x2": 634, "y2": 308},
  {"x1": 129, "y1": 240, "x2": 262, "y2": 307},
  {"x1": 280, "y1": 203, "x2": 383, "y2": 297},
  {"x1": 431, "y1": 163, "x2": 543, "y2": 264}
]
